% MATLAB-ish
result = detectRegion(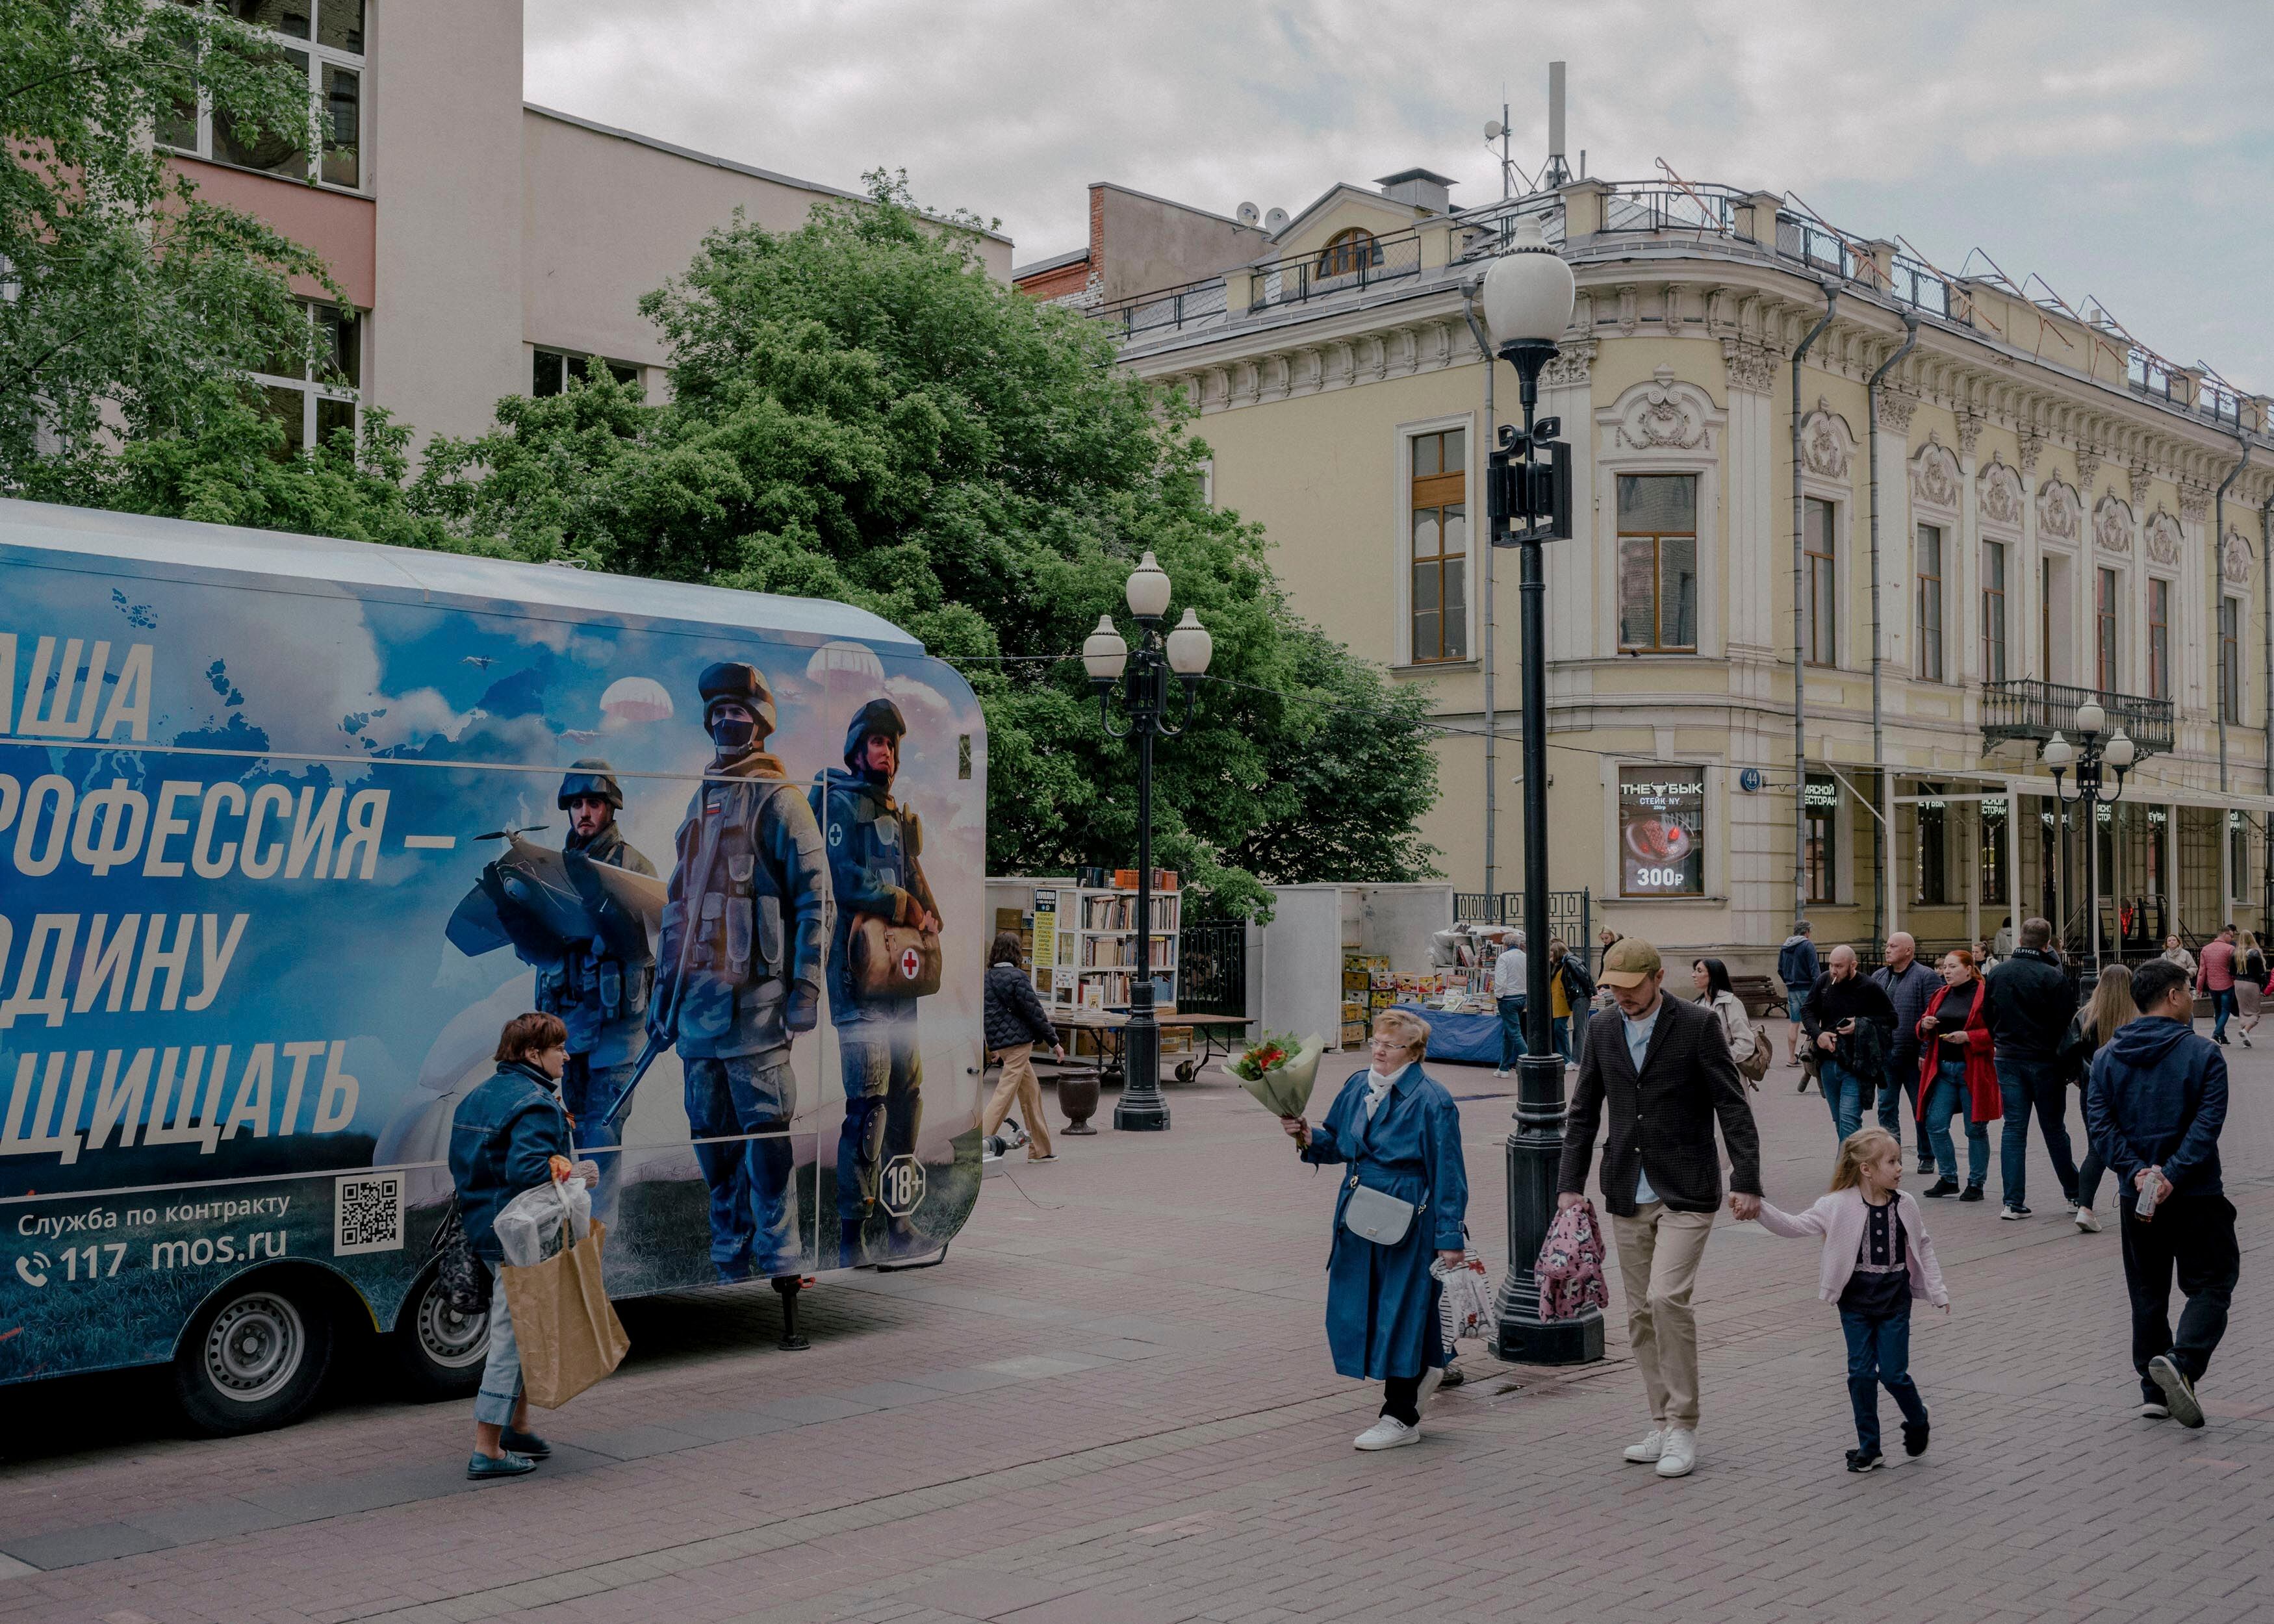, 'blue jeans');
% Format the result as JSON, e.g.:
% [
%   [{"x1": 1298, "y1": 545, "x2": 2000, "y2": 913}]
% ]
[
  {"x1": 1876, "y1": 1056, "x2": 1922, "y2": 1155},
  {"x1": 1995, "y1": 1055, "x2": 2078, "y2": 1209},
  {"x1": 1551, "y1": 1015, "x2": 1573, "y2": 1064},
  {"x1": 2210, "y1": 988, "x2": 2236, "y2": 1040},
  {"x1": 1922, "y1": 1061, "x2": 1989, "y2": 1188},
  {"x1": 1819, "y1": 1058, "x2": 1866, "y2": 1141},
  {"x1": 474, "y1": 1264, "x2": 521, "y2": 1427},
  {"x1": 1840, "y1": 1304, "x2": 1928, "y2": 1456},
  {"x1": 1496, "y1": 997, "x2": 1528, "y2": 1069}
]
